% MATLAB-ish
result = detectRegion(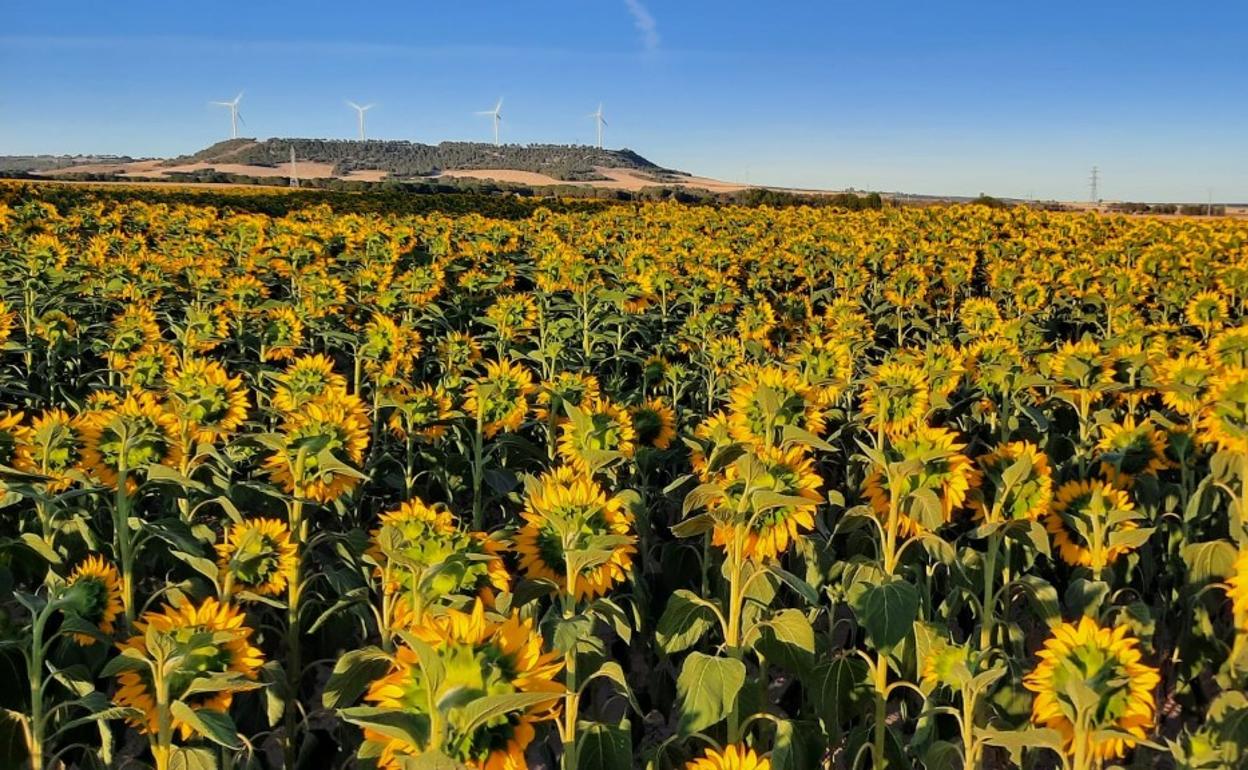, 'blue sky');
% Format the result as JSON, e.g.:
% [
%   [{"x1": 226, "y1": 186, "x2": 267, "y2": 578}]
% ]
[{"x1": 2, "y1": 1, "x2": 1245, "y2": 201}]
